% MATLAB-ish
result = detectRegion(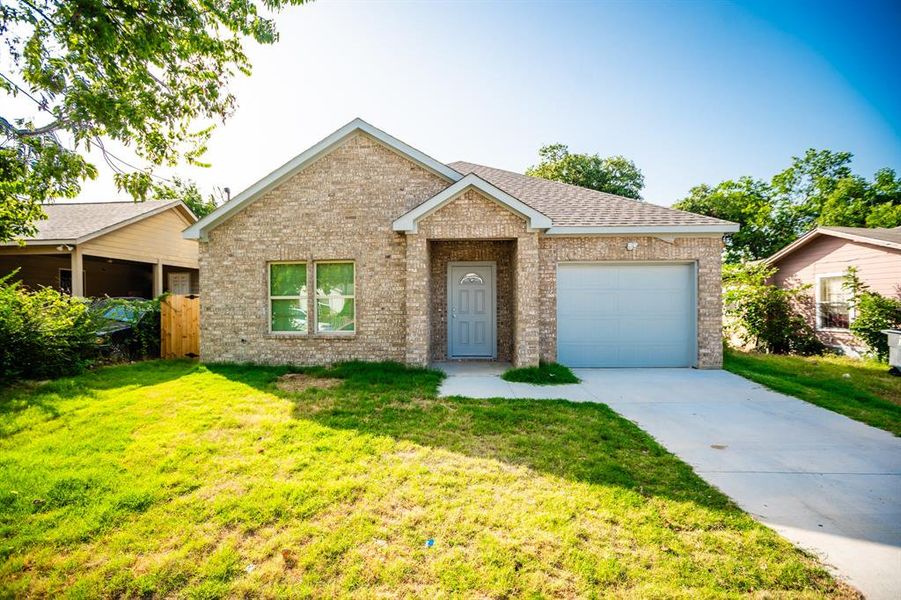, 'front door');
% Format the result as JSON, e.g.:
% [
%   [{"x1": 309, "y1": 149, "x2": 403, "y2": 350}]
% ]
[{"x1": 448, "y1": 262, "x2": 496, "y2": 358}]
